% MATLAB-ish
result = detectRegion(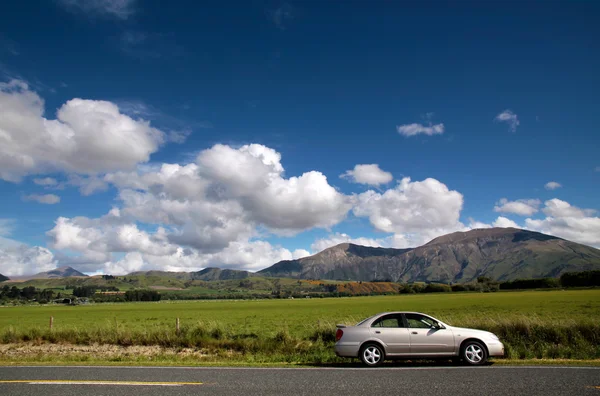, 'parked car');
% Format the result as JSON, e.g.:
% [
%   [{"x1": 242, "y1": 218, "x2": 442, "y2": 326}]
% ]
[{"x1": 335, "y1": 312, "x2": 504, "y2": 366}]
